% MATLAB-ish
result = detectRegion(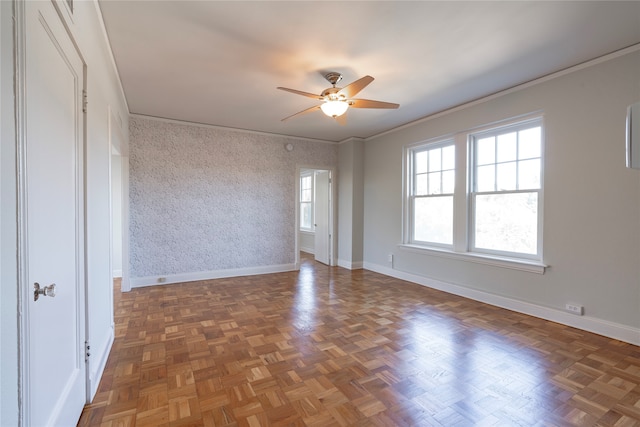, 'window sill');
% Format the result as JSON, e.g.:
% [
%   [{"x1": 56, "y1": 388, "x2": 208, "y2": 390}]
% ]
[
  {"x1": 299, "y1": 229, "x2": 315, "y2": 235},
  {"x1": 397, "y1": 244, "x2": 547, "y2": 274}
]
